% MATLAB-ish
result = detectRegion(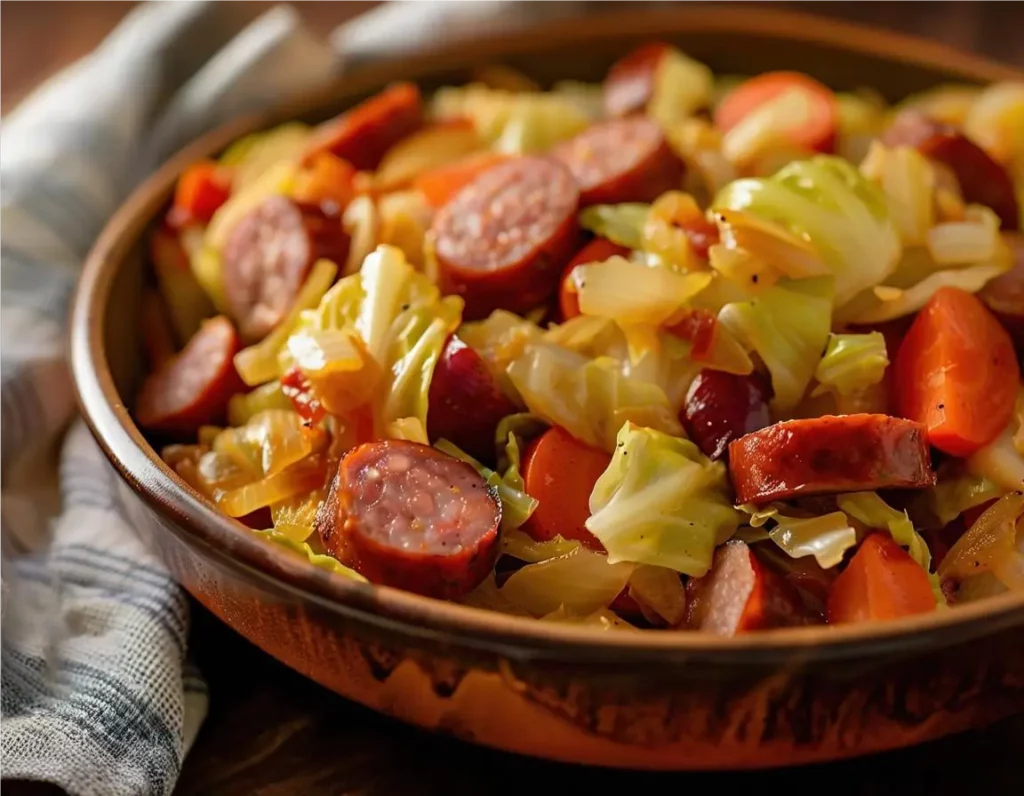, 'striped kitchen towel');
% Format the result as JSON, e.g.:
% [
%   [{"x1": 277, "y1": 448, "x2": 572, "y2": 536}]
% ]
[
  {"x1": 0, "y1": 2, "x2": 338, "y2": 793},
  {"x1": 0, "y1": 0, "x2": 597, "y2": 792}
]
